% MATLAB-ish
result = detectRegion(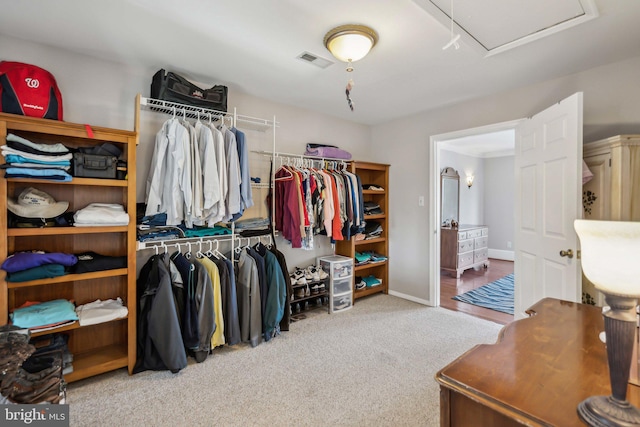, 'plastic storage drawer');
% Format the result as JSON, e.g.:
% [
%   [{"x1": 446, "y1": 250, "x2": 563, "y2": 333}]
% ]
[
  {"x1": 333, "y1": 277, "x2": 352, "y2": 295},
  {"x1": 331, "y1": 294, "x2": 352, "y2": 313},
  {"x1": 319, "y1": 256, "x2": 353, "y2": 279}
]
